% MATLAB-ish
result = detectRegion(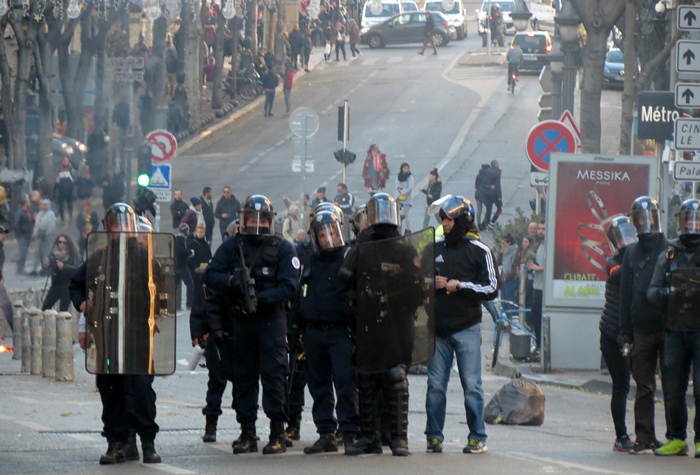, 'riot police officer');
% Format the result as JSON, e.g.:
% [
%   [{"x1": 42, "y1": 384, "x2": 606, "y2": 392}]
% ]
[
  {"x1": 648, "y1": 198, "x2": 700, "y2": 457},
  {"x1": 69, "y1": 203, "x2": 163, "y2": 465},
  {"x1": 203, "y1": 195, "x2": 300, "y2": 455},
  {"x1": 301, "y1": 209, "x2": 359, "y2": 455}
]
